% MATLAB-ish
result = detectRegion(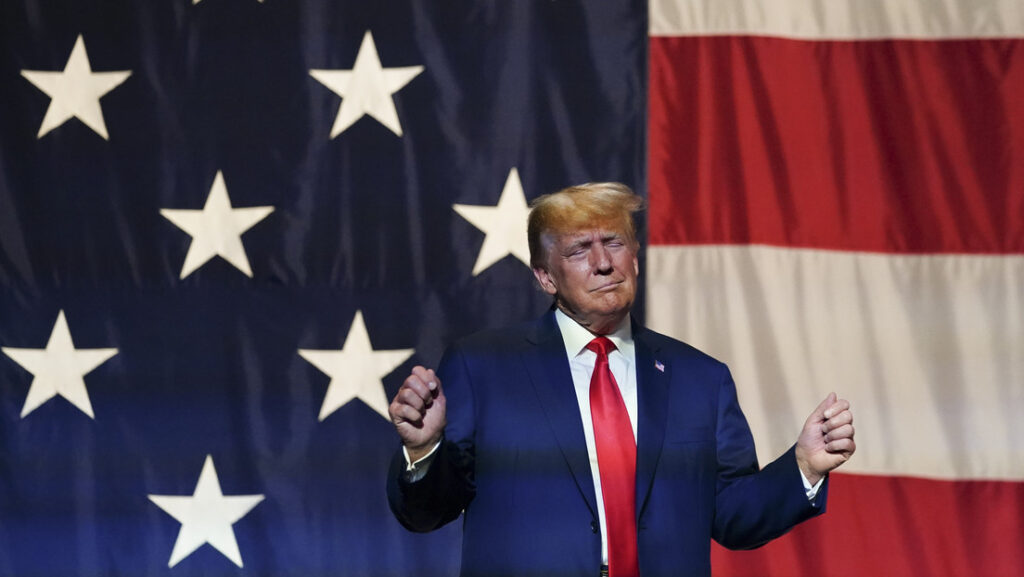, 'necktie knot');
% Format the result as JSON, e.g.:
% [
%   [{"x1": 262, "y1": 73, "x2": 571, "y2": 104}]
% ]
[{"x1": 586, "y1": 336, "x2": 616, "y2": 358}]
